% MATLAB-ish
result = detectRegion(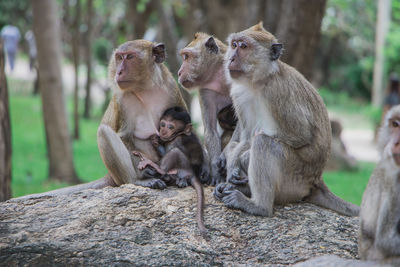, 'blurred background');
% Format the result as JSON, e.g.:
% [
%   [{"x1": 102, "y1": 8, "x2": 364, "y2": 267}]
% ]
[{"x1": 0, "y1": 0, "x2": 398, "y2": 204}]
